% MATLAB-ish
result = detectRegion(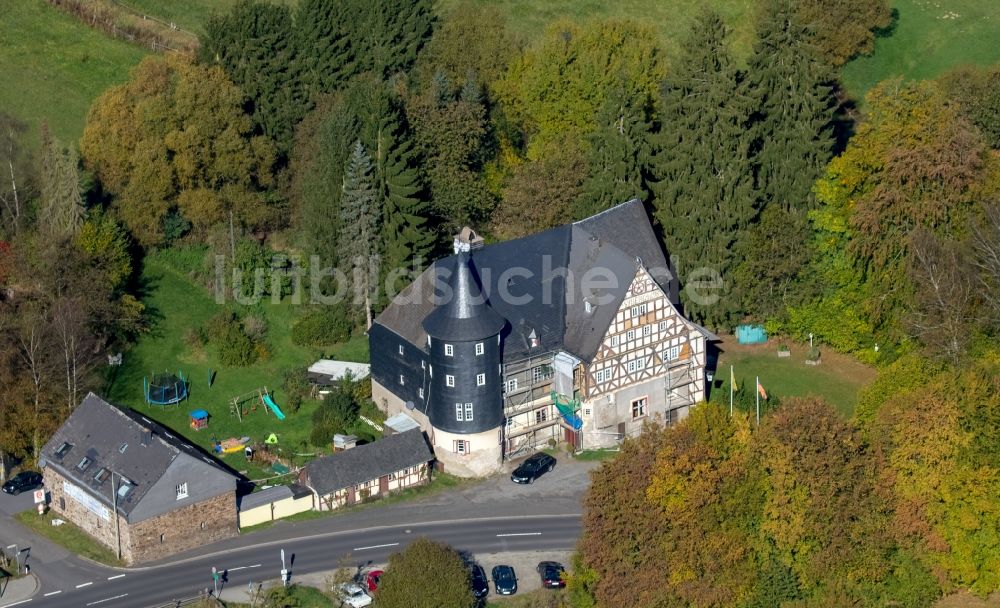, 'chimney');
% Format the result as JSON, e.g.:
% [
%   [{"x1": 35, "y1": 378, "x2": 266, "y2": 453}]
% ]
[
  {"x1": 140, "y1": 428, "x2": 152, "y2": 447},
  {"x1": 453, "y1": 227, "x2": 485, "y2": 254}
]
